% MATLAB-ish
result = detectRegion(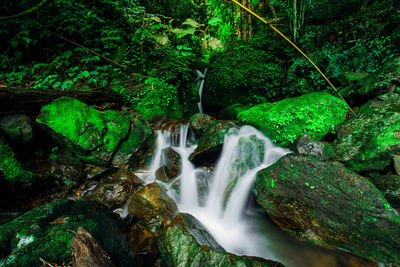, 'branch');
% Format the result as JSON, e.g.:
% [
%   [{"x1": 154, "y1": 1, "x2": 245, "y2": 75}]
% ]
[
  {"x1": 42, "y1": 28, "x2": 126, "y2": 68},
  {"x1": 0, "y1": 0, "x2": 49, "y2": 21}
]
